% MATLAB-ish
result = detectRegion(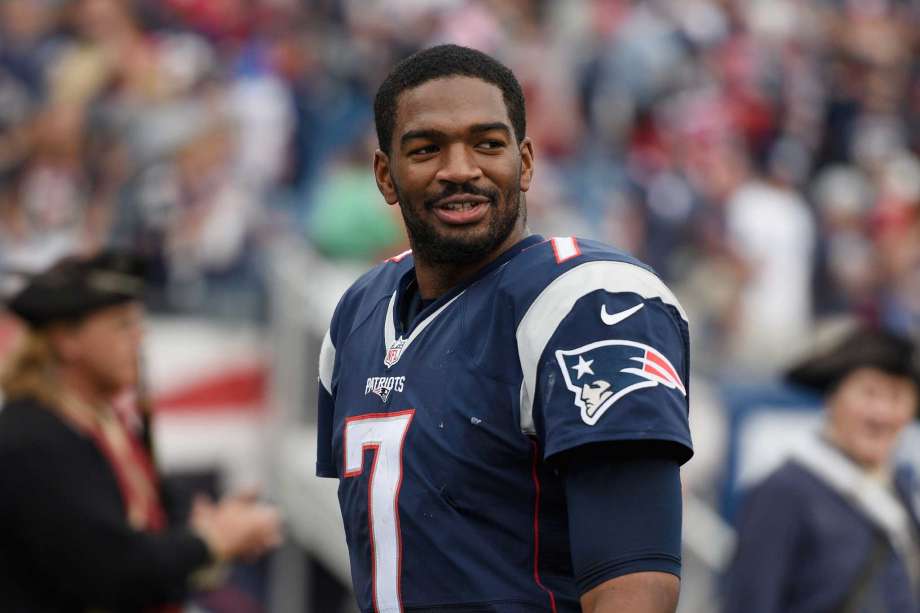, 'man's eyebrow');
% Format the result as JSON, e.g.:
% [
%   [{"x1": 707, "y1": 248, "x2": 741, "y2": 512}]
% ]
[
  {"x1": 469, "y1": 122, "x2": 511, "y2": 136},
  {"x1": 399, "y1": 123, "x2": 512, "y2": 147},
  {"x1": 400, "y1": 129, "x2": 446, "y2": 146}
]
